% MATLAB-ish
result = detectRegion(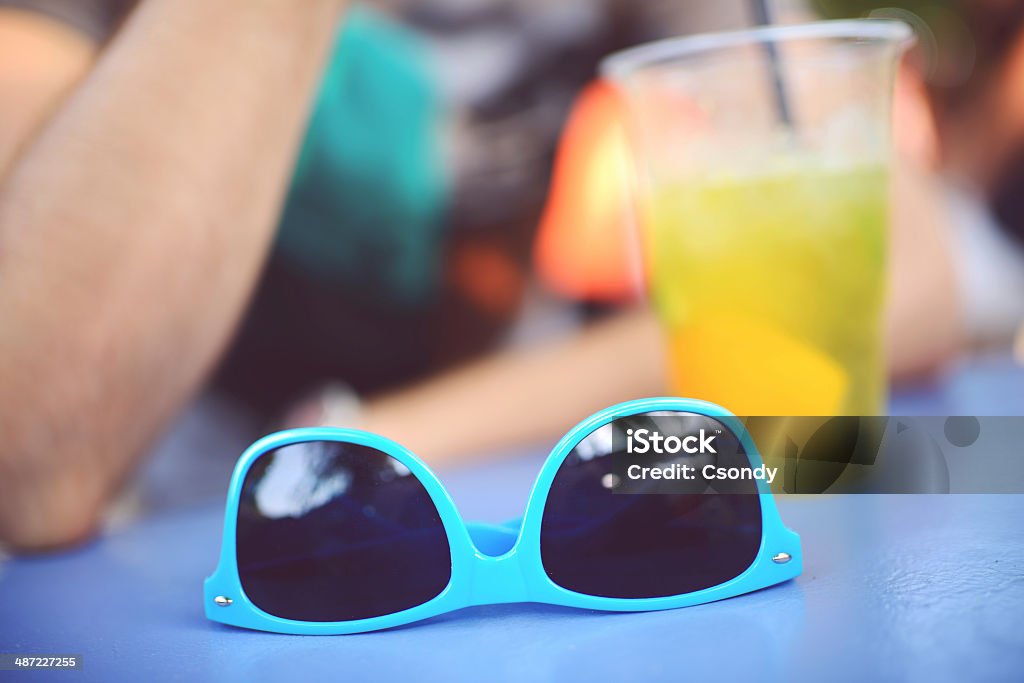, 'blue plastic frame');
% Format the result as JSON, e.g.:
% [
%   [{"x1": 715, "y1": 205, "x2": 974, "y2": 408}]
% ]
[{"x1": 205, "y1": 397, "x2": 802, "y2": 634}]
